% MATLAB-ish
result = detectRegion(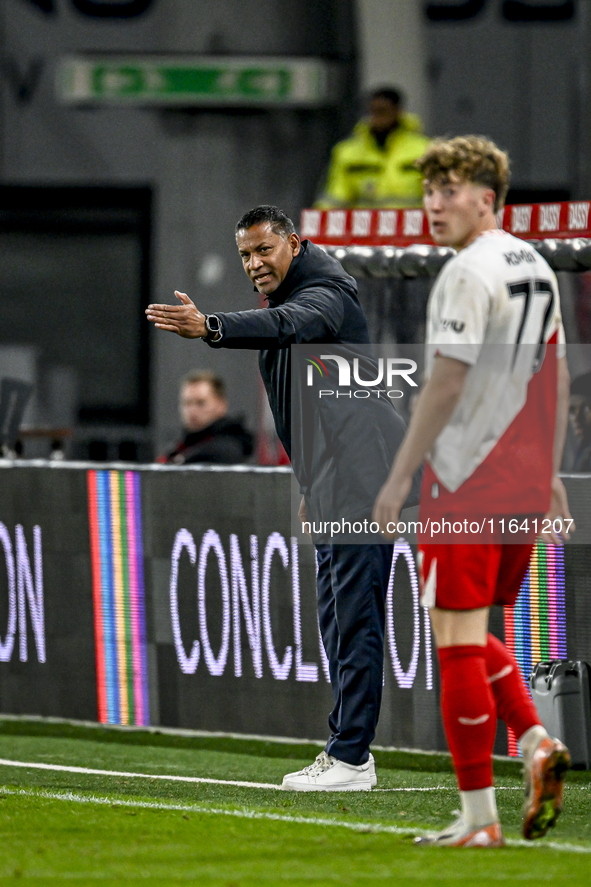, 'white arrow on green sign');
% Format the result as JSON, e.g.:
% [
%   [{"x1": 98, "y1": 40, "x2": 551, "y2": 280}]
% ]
[{"x1": 58, "y1": 55, "x2": 340, "y2": 107}]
